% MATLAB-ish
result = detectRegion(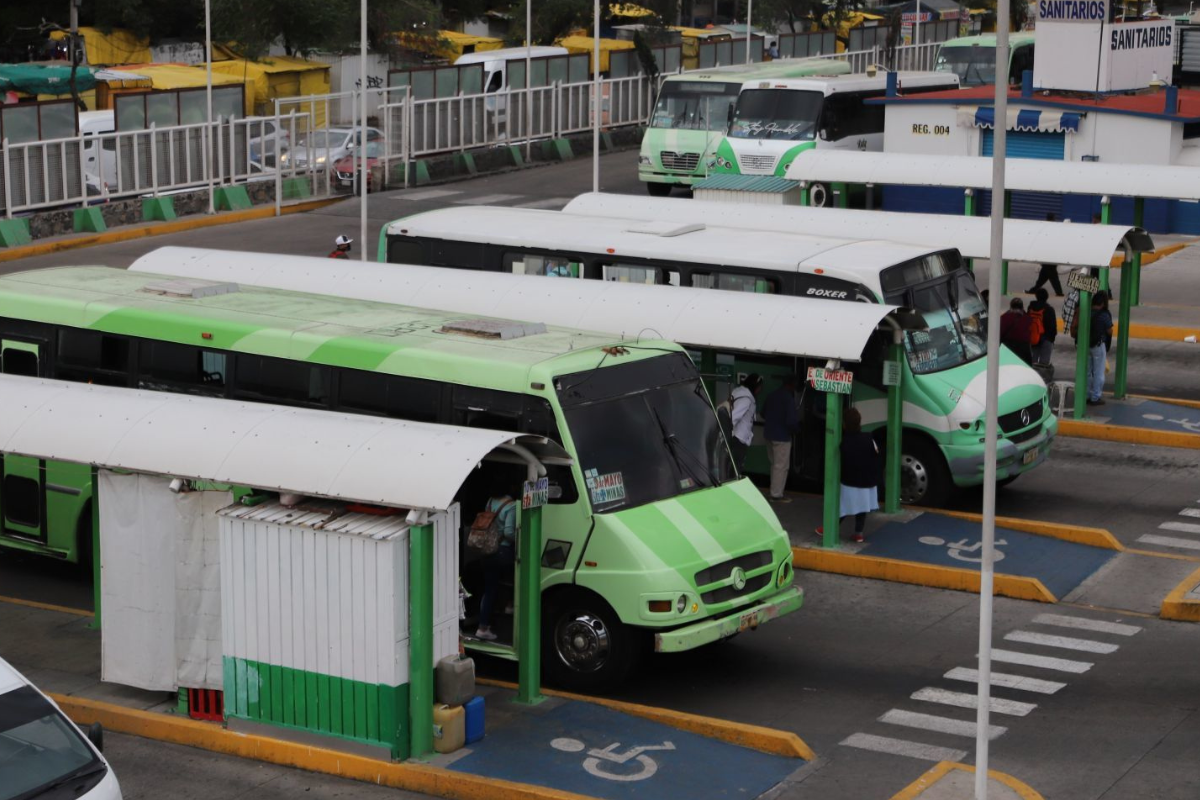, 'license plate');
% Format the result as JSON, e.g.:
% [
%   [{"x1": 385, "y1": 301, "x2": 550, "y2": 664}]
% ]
[
  {"x1": 339, "y1": 178, "x2": 352, "y2": 186},
  {"x1": 737, "y1": 611, "x2": 759, "y2": 632},
  {"x1": 1022, "y1": 448, "x2": 1038, "y2": 466}
]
